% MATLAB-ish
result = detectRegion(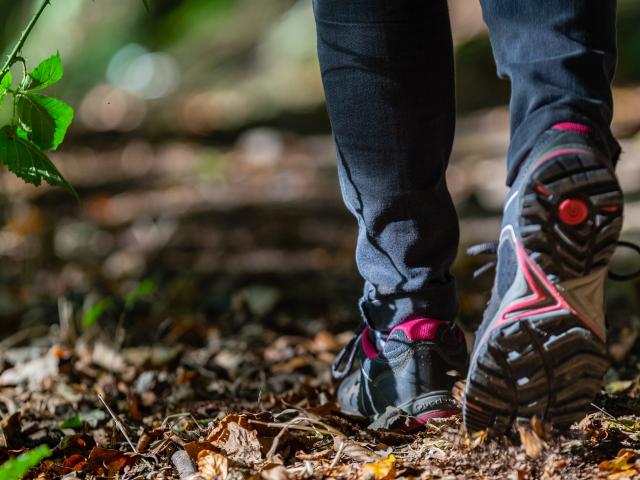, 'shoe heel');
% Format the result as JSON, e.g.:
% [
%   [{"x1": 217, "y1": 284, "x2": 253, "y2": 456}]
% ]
[
  {"x1": 464, "y1": 150, "x2": 618, "y2": 435},
  {"x1": 520, "y1": 150, "x2": 623, "y2": 281}
]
